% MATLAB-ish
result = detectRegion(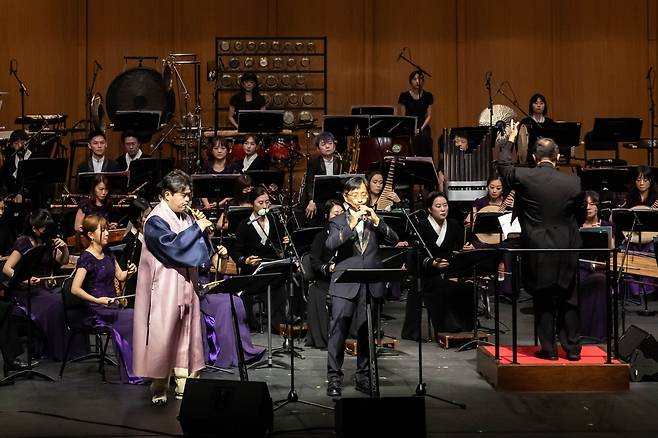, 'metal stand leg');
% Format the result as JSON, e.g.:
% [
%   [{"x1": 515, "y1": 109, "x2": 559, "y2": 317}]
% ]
[{"x1": 250, "y1": 286, "x2": 289, "y2": 370}]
